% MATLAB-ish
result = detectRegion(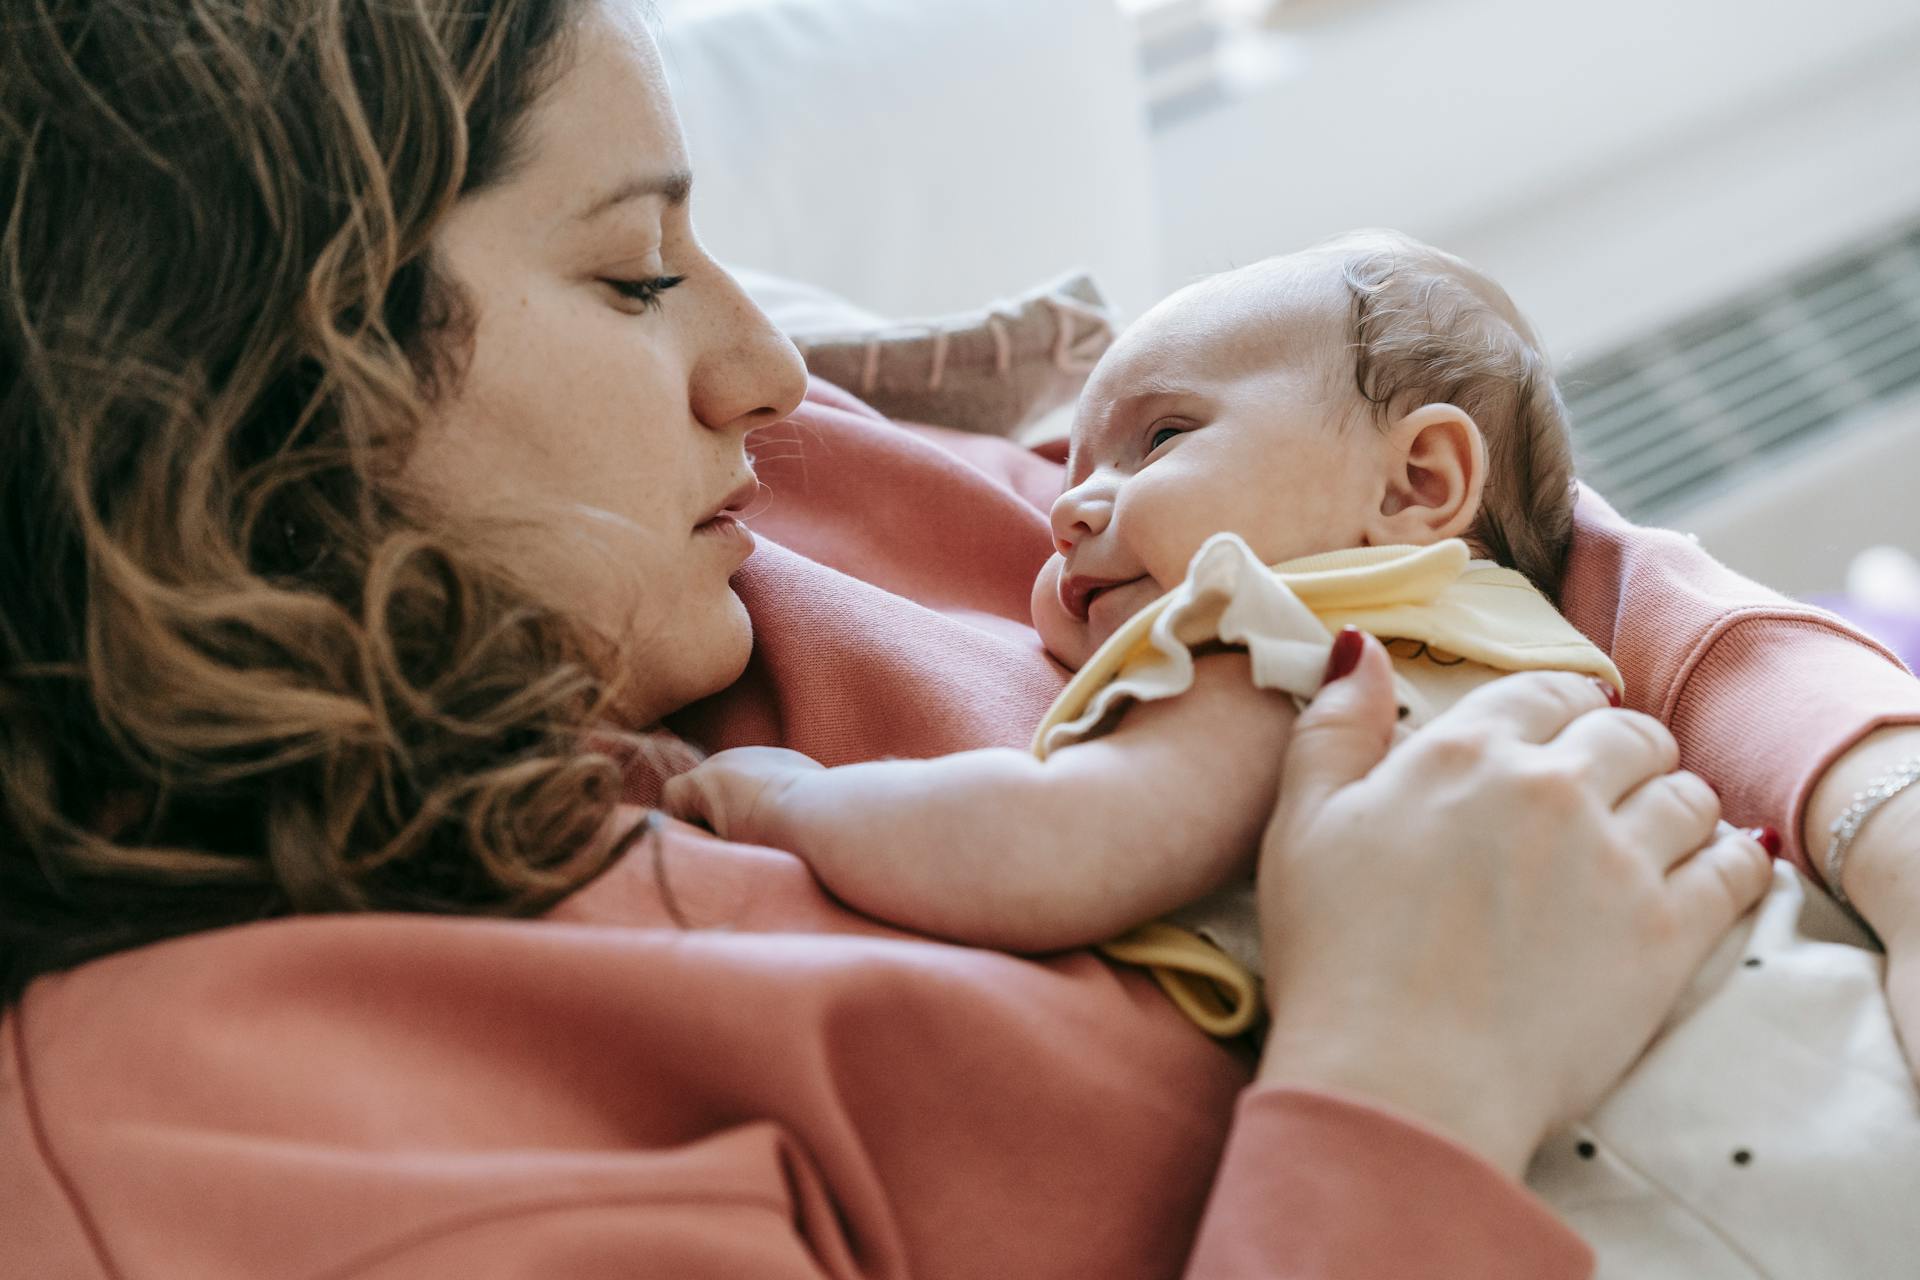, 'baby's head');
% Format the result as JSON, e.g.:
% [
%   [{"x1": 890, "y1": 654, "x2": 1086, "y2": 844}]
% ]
[{"x1": 1032, "y1": 230, "x2": 1575, "y2": 668}]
